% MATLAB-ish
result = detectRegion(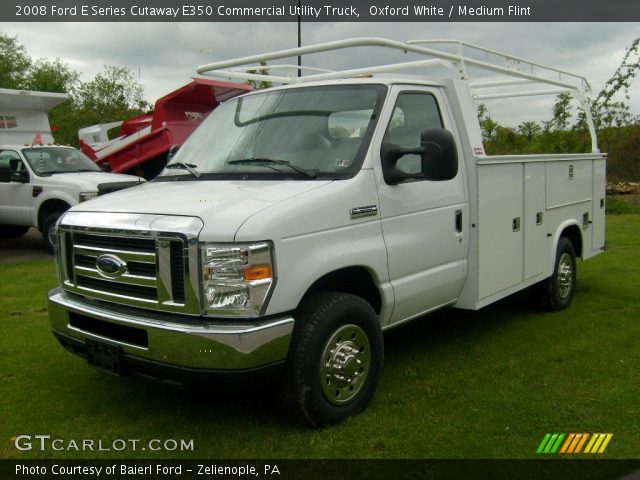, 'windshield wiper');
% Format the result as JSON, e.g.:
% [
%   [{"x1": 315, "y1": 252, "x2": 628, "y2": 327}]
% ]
[
  {"x1": 165, "y1": 162, "x2": 201, "y2": 178},
  {"x1": 227, "y1": 158, "x2": 317, "y2": 179}
]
